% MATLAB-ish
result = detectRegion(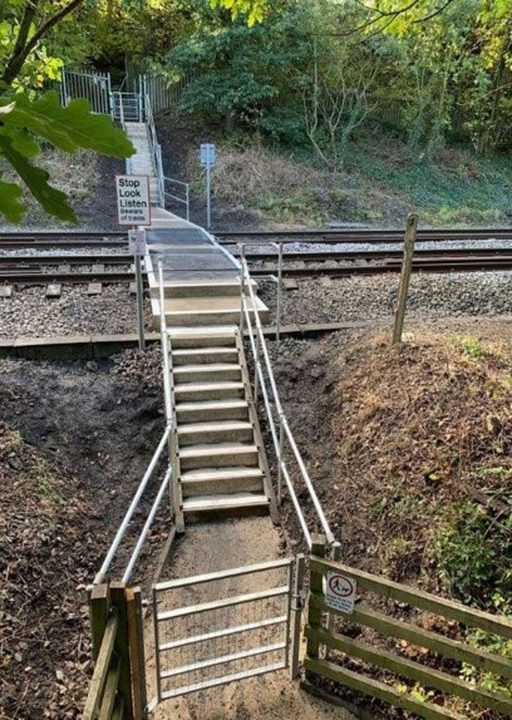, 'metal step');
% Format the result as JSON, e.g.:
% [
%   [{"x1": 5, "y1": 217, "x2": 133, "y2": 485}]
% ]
[
  {"x1": 178, "y1": 420, "x2": 254, "y2": 446},
  {"x1": 173, "y1": 364, "x2": 242, "y2": 384},
  {"x1": 174, "y1": 381, "x2": 245, "y2": 402},
  {"x1": 180, "y1": 467, "x2": 264, "y2": 496},
  {"x1": 182, "y1": 493, "x2": 269, "y2": 513},
  {"x1": 172, "y1": 347, "x2": 239, "y2": 366},
  {"x1": 179, "y1": 443, "x2": 259, "y2": 470},
  {"x1": 151, "y1": 279, "x2": 258, "y2": 299},
  {"x1": 169, "y1": 327, "x2": 237, "y2": 349},
  {"x1": 166, "y1": 307, "x2": 269, "y2": 327},
  {"x1": 175, "y1": 399, "x2": 249, "y2": 423}
]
